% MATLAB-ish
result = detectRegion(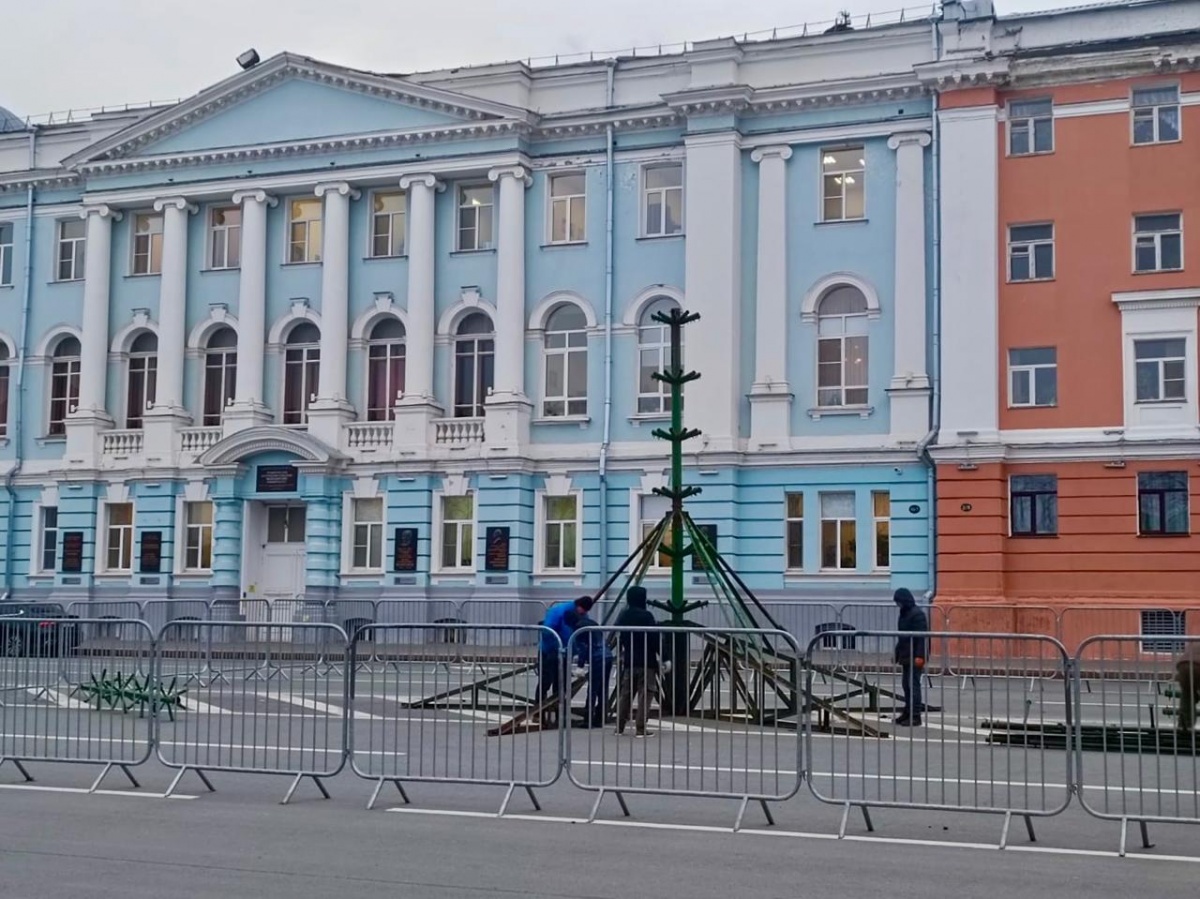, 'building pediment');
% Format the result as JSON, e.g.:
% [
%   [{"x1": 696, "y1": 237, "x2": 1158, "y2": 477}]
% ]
[
  {"x1": 63, "y1": 53, "x2": 534, "y2": 169},
  {"x1": 199, "y1": 426, "x2": 348, "y2": 468}
]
